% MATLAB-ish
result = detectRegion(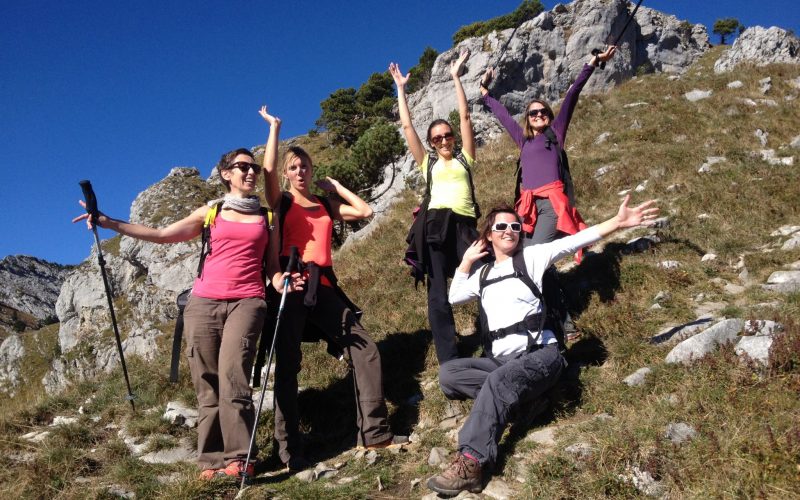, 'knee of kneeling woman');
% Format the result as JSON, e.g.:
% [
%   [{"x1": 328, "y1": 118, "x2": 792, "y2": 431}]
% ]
[{"x1": 437, "y1": 364, "x2": 461, "y2": 399}]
